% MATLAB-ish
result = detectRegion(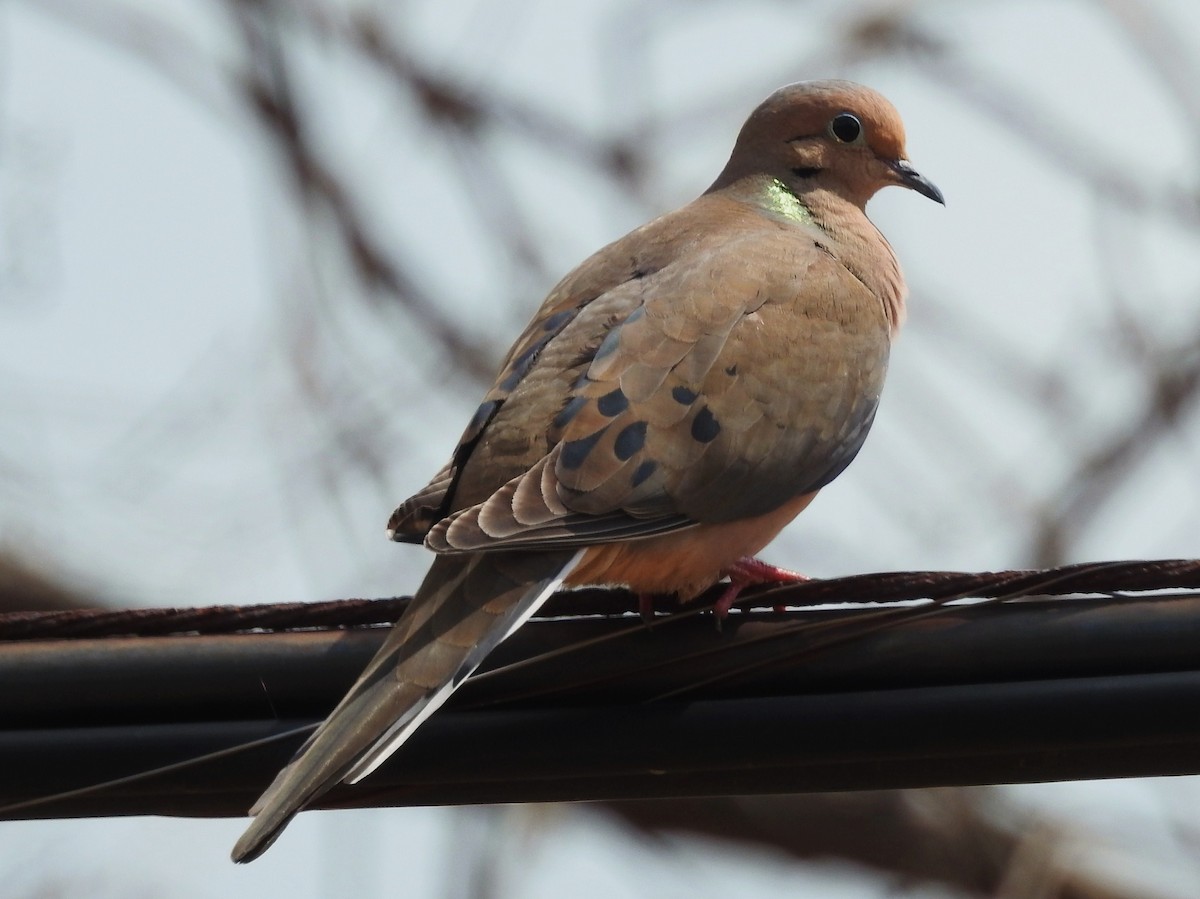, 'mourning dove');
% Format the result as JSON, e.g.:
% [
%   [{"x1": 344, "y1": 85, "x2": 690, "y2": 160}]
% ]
[{"x1": 232, "y1": 79, "x2": 942, "y2": 862}]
